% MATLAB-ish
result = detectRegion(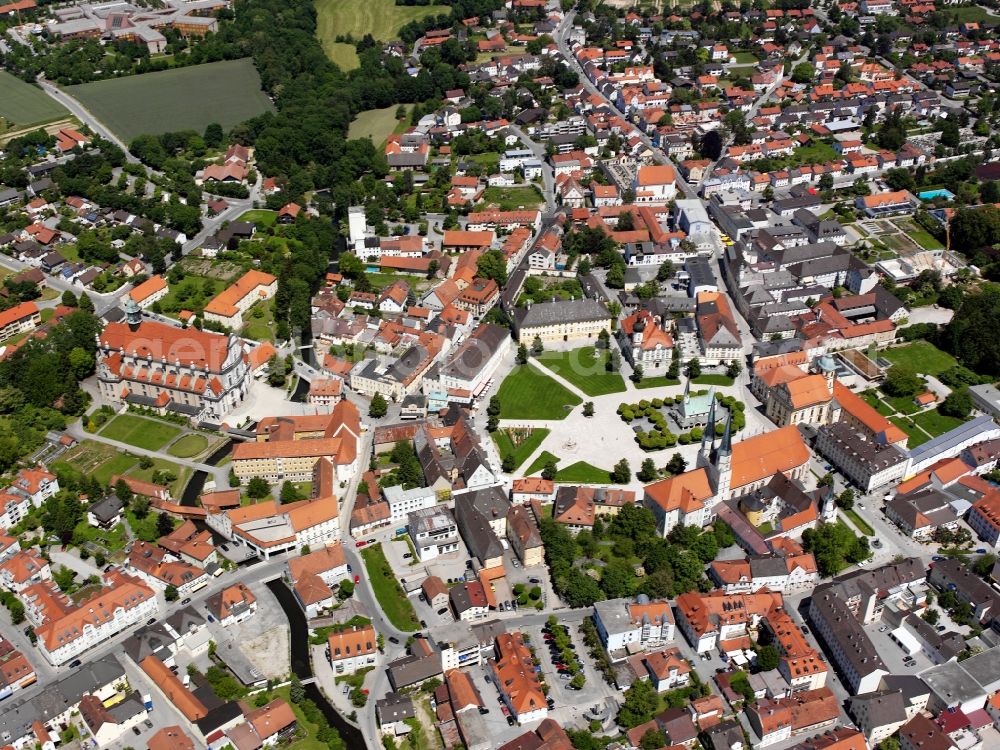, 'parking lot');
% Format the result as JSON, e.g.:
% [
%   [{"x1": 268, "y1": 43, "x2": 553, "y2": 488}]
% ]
[{"x1": 863, "y1": 620, "x2": 936, "y2": 675}]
